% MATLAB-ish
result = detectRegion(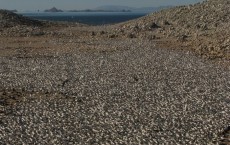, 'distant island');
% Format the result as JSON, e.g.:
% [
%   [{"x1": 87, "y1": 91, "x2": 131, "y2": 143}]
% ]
[
  {"x1": 44, "y1": 7, "x2": 131, "y2": 13},
  {"x1": 44, "y1": 5, "x2": 172, "y2": 13},
  {"x1": 94, "y1": 5, "x2": 172, "y2": 13},
  {"x1": 44, "y1": 7, "x2": 63, "y2": 12},
  {"x1": 68, "y1": 9, "x2": 131, "y2": 12}
]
